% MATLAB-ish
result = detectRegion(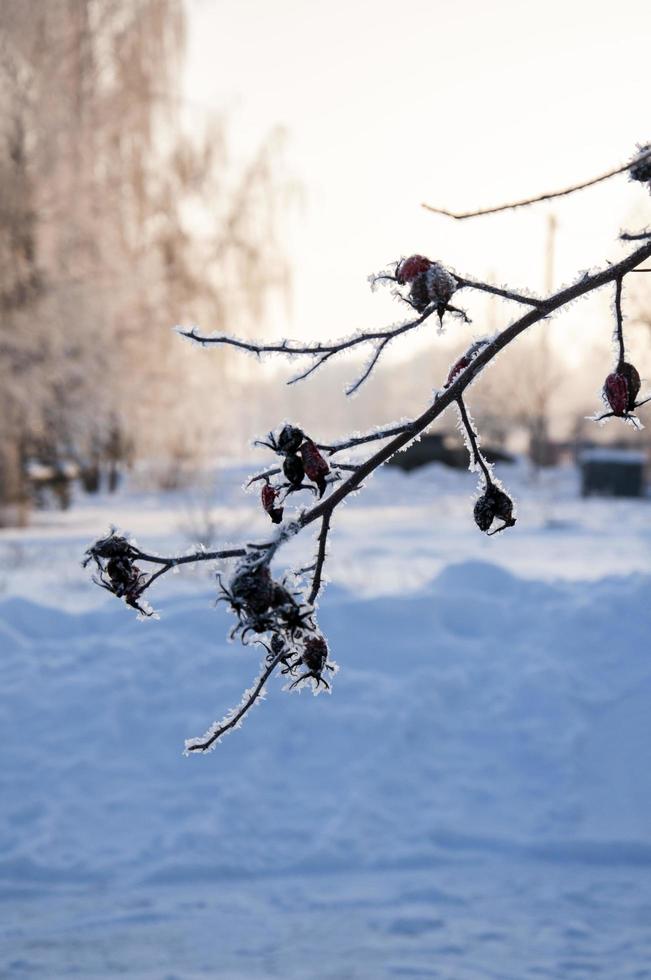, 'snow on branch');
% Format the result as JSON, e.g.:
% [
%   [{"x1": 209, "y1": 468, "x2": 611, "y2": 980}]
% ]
[{"x1": 85, "y1": 143, "x2": 651, "y2": 753}]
